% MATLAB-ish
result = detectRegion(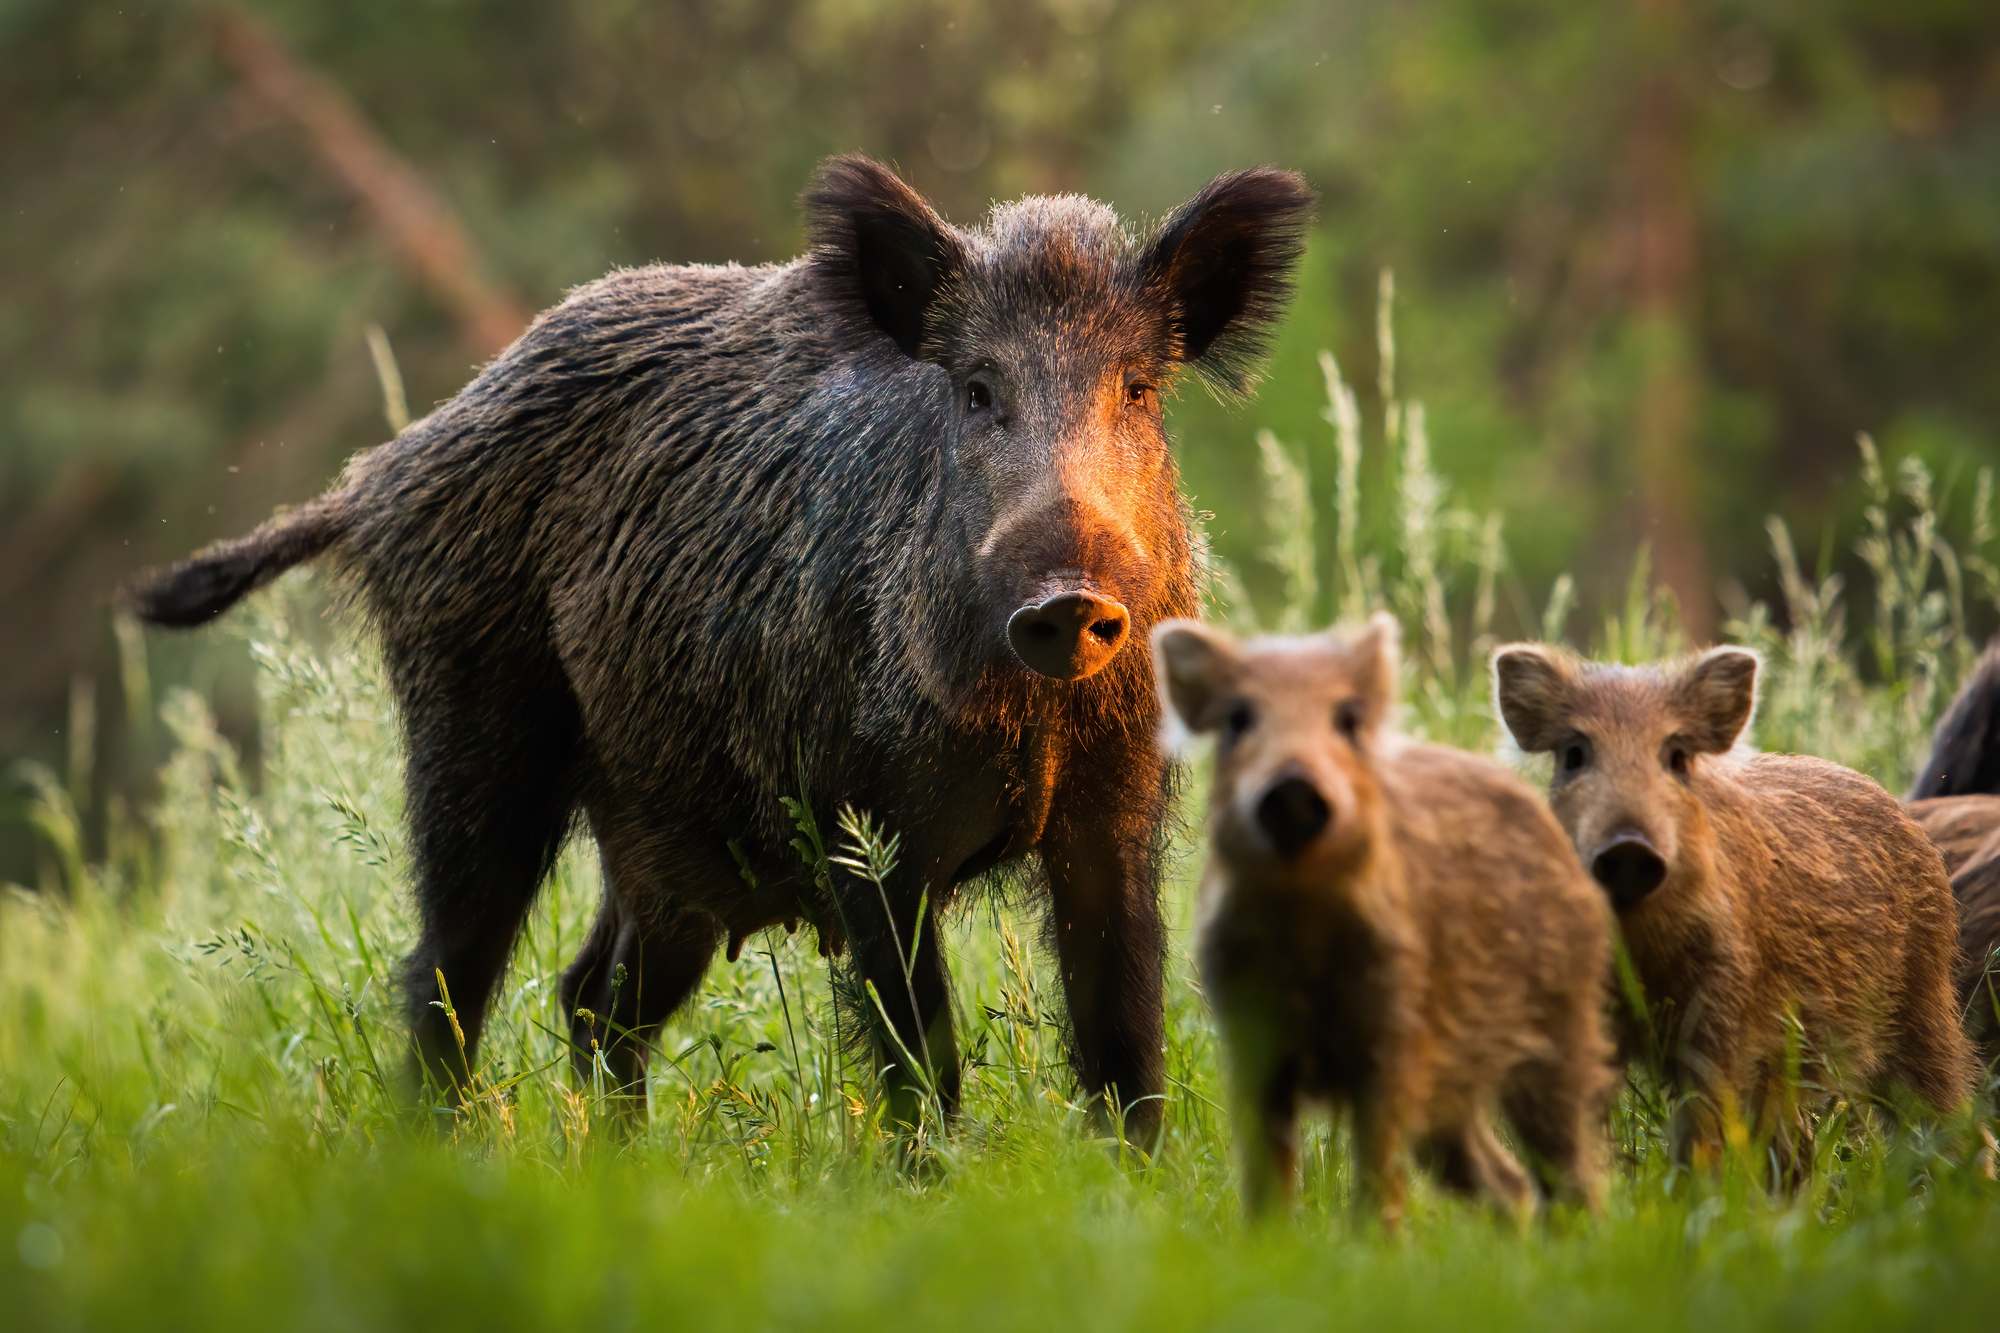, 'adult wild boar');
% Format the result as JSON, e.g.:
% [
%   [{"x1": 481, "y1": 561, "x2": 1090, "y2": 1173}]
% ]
[
  {"x1": 129, "y1": 156, "x2": 1317, "y2": 1137},
  {"x1": 1907, "y1": 639, "x2": 2000, "y2": 1066},
  {"x1": 1493, "y1": 643, "x2": 1975, "y2": 1179}
]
